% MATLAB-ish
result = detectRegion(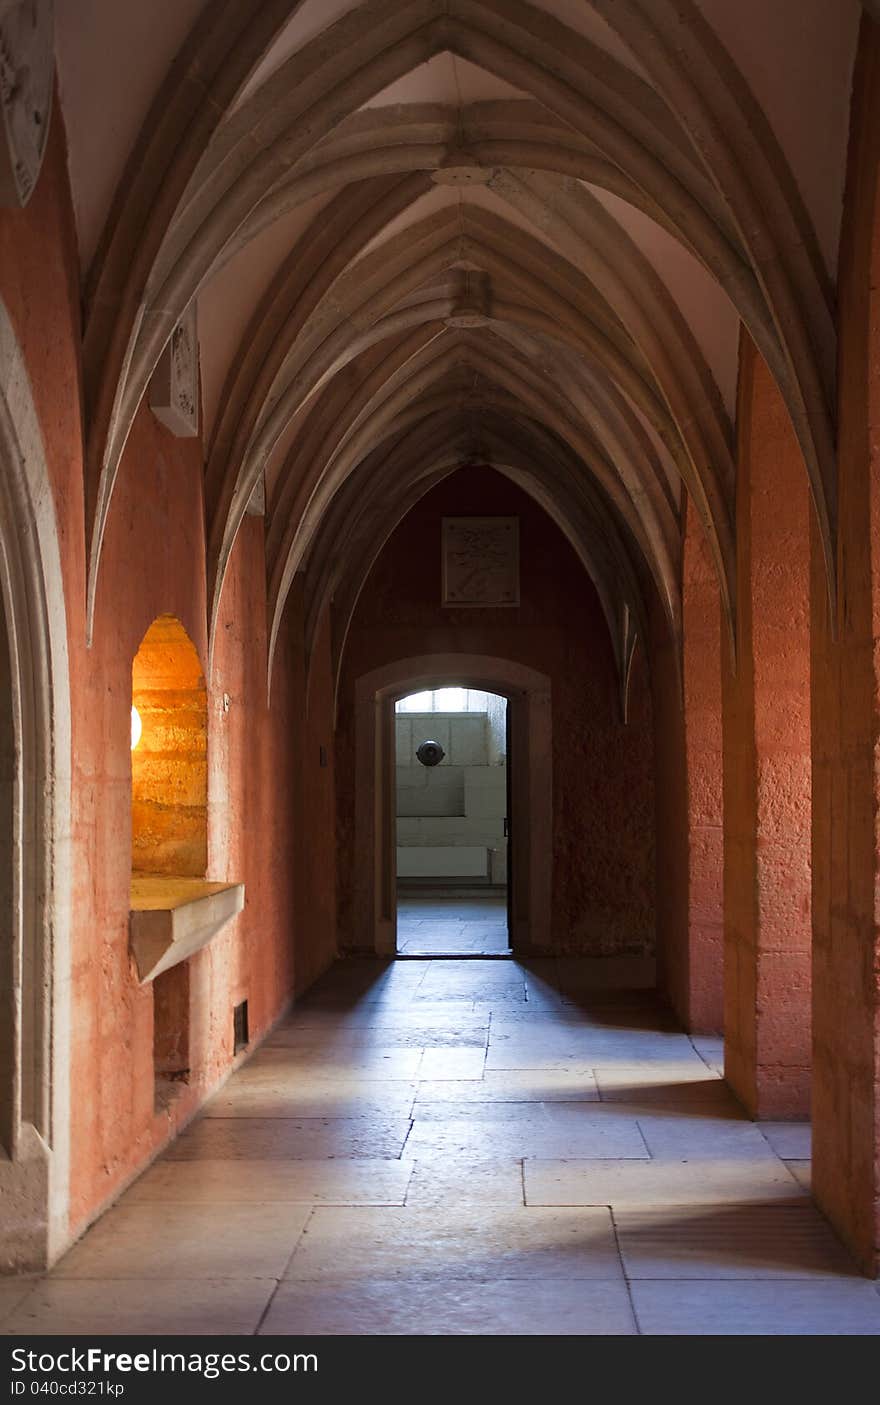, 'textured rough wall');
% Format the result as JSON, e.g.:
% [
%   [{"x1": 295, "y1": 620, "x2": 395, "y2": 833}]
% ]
[
  {"x1": 810, "y1": 16, "x2": 880, "y2": 1274},
  {"x1": 0, "y1": 97, "x2": 335, "y2": 1244},
  {"x1": 654, "y1": 495, "x2": 724, "y2": 1034},
  {"x1": 680, "y1": 497, "x2": 724, "y2": 1033},
  {"x1": 650, "y1": 585, "x2": 690, "y2": 1020},
  {"x1": 290, "y1": 586, "x2": 338, "y2": 996},
  {"x1": 336, "y1": 468, "x2": 656, "y2": 957},
  {"x1": 723, "y1": 334, "x2": 812, "y2": 1120}
]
